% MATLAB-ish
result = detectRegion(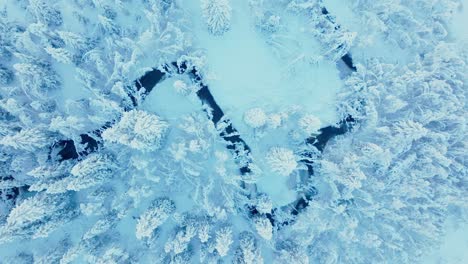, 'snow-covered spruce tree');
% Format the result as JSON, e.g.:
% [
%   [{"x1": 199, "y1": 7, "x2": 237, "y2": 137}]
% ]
[
  {"x1": 102, "y1": 110, "x2": 169, "y2": 152},
  {"x1": 66, "y1": 153, "x2": 118, "y2": 192},
  {"x1": 265, "y1": 147, "x2": 297, "y2": 176},
  {"x1": 0, "y1": 193, "x2": 76, "y2": 243},
  {"x1": 27, "y1": 160, "x2": 74, "y2": 193},
  {"x1": 0, "y1": 127, "x2": 50, "y2": 152},
  {"x1": 298, "y1": 114, "x2": 321, "y2": 135},
  {"x1": 164, "y1": 220, "x2": 198, "y2": 255},
  {"x1": 286, "y1": 0, "x2": 356, "y2": 61},
  {"x1": 255, "y1": 193, "x2": 273, "y2": 214},
  {"x1": 82, "y1": 214, "x2": 117, "y2": 240},
  {"x1": 201, "y1": 0, "x2": 232, "y2": 36},
  {"x1": 214, "y1": 226, "x2": 233, "y2": 257},
  {"x1": 254, "y1": 217, "x2": 273, "y2": 240},
  {"x1": 244, "y1": 107, "x2": 267, "y2": 129},
  {"x1": 98, "y1": 14, "x2": 120, "y2": 35},
  {"x1": 89, "y1": 97, "x2": 122, "y2": 122},
  {"x1": 164, "y1": 250, "x2": 193, "y2": 264},
  {"x1": 49, "y1": 115, "x2": 89, "y2": 139},
  {"x1": 28, "y1": 0, "x2": 63, "y2": 27},
  {"x1": 197, "y1": 219, "x2": 211, "y2": 243},
  {"x1": 248, "y1": 0, "x2": 281, "y2": 34},
  {"x1": 56, "y1": 30, "x2": 91, "y2": 52},
  {"x1": 173, "y1": 80, "x2": 192, "y2": 95},
  {"x1": 80, "y1": 187, "x2": 115, "y2": 217},
  {"x1": 29, "y1": 154, "x2": 117, "y2": 194},
  {"x1": 234, "y1": 232, "x2": 263, "y2": 264},
  {"x1": 44, "y1": 46, "x2": 73, "y2": 64},
  {"x1": 13, "y1": 61, "x2": 61, "y2": 99},
  {"x1": 267, "y1": 113, "x2": 282, "y2": 129},
  {"x1": 0, "y1": 98, "x2": 35, "y2": 128},
  {"x1": 0, "y1": 26, "x2": 12, "y2": 61},
  {"x1": 136, "y1": 197, "x2": 175, "y2": 240}
]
